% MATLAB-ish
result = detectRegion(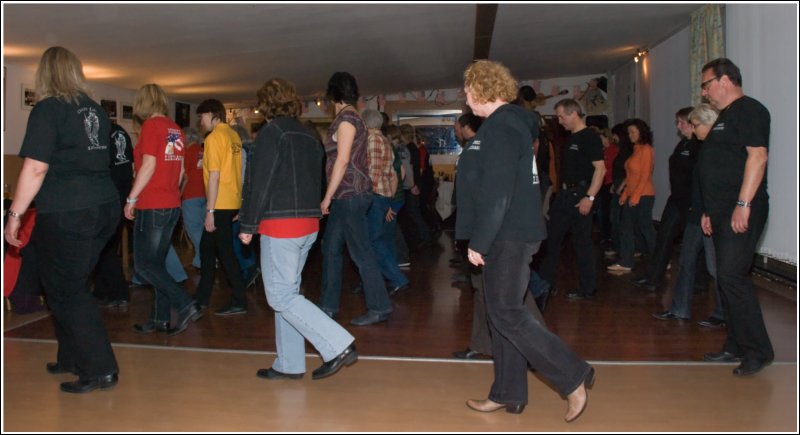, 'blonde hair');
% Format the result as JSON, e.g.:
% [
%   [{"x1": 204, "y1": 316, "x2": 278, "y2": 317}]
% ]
[
  {"x1": 34, "y1": 46, "x2": 89, "y2": 105},
  {"x1": 688, "y1": 103, "x2": 719, "y2": 127},
  {"x1": 257, "y1": 78, "x2": 302, "y2": 119},
  {"x1": 133, "y1": 84, "x2": 169, "y2": 131},
  {"x1": 463, "y1": 60, "x2": 518, "y2": 104}
]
